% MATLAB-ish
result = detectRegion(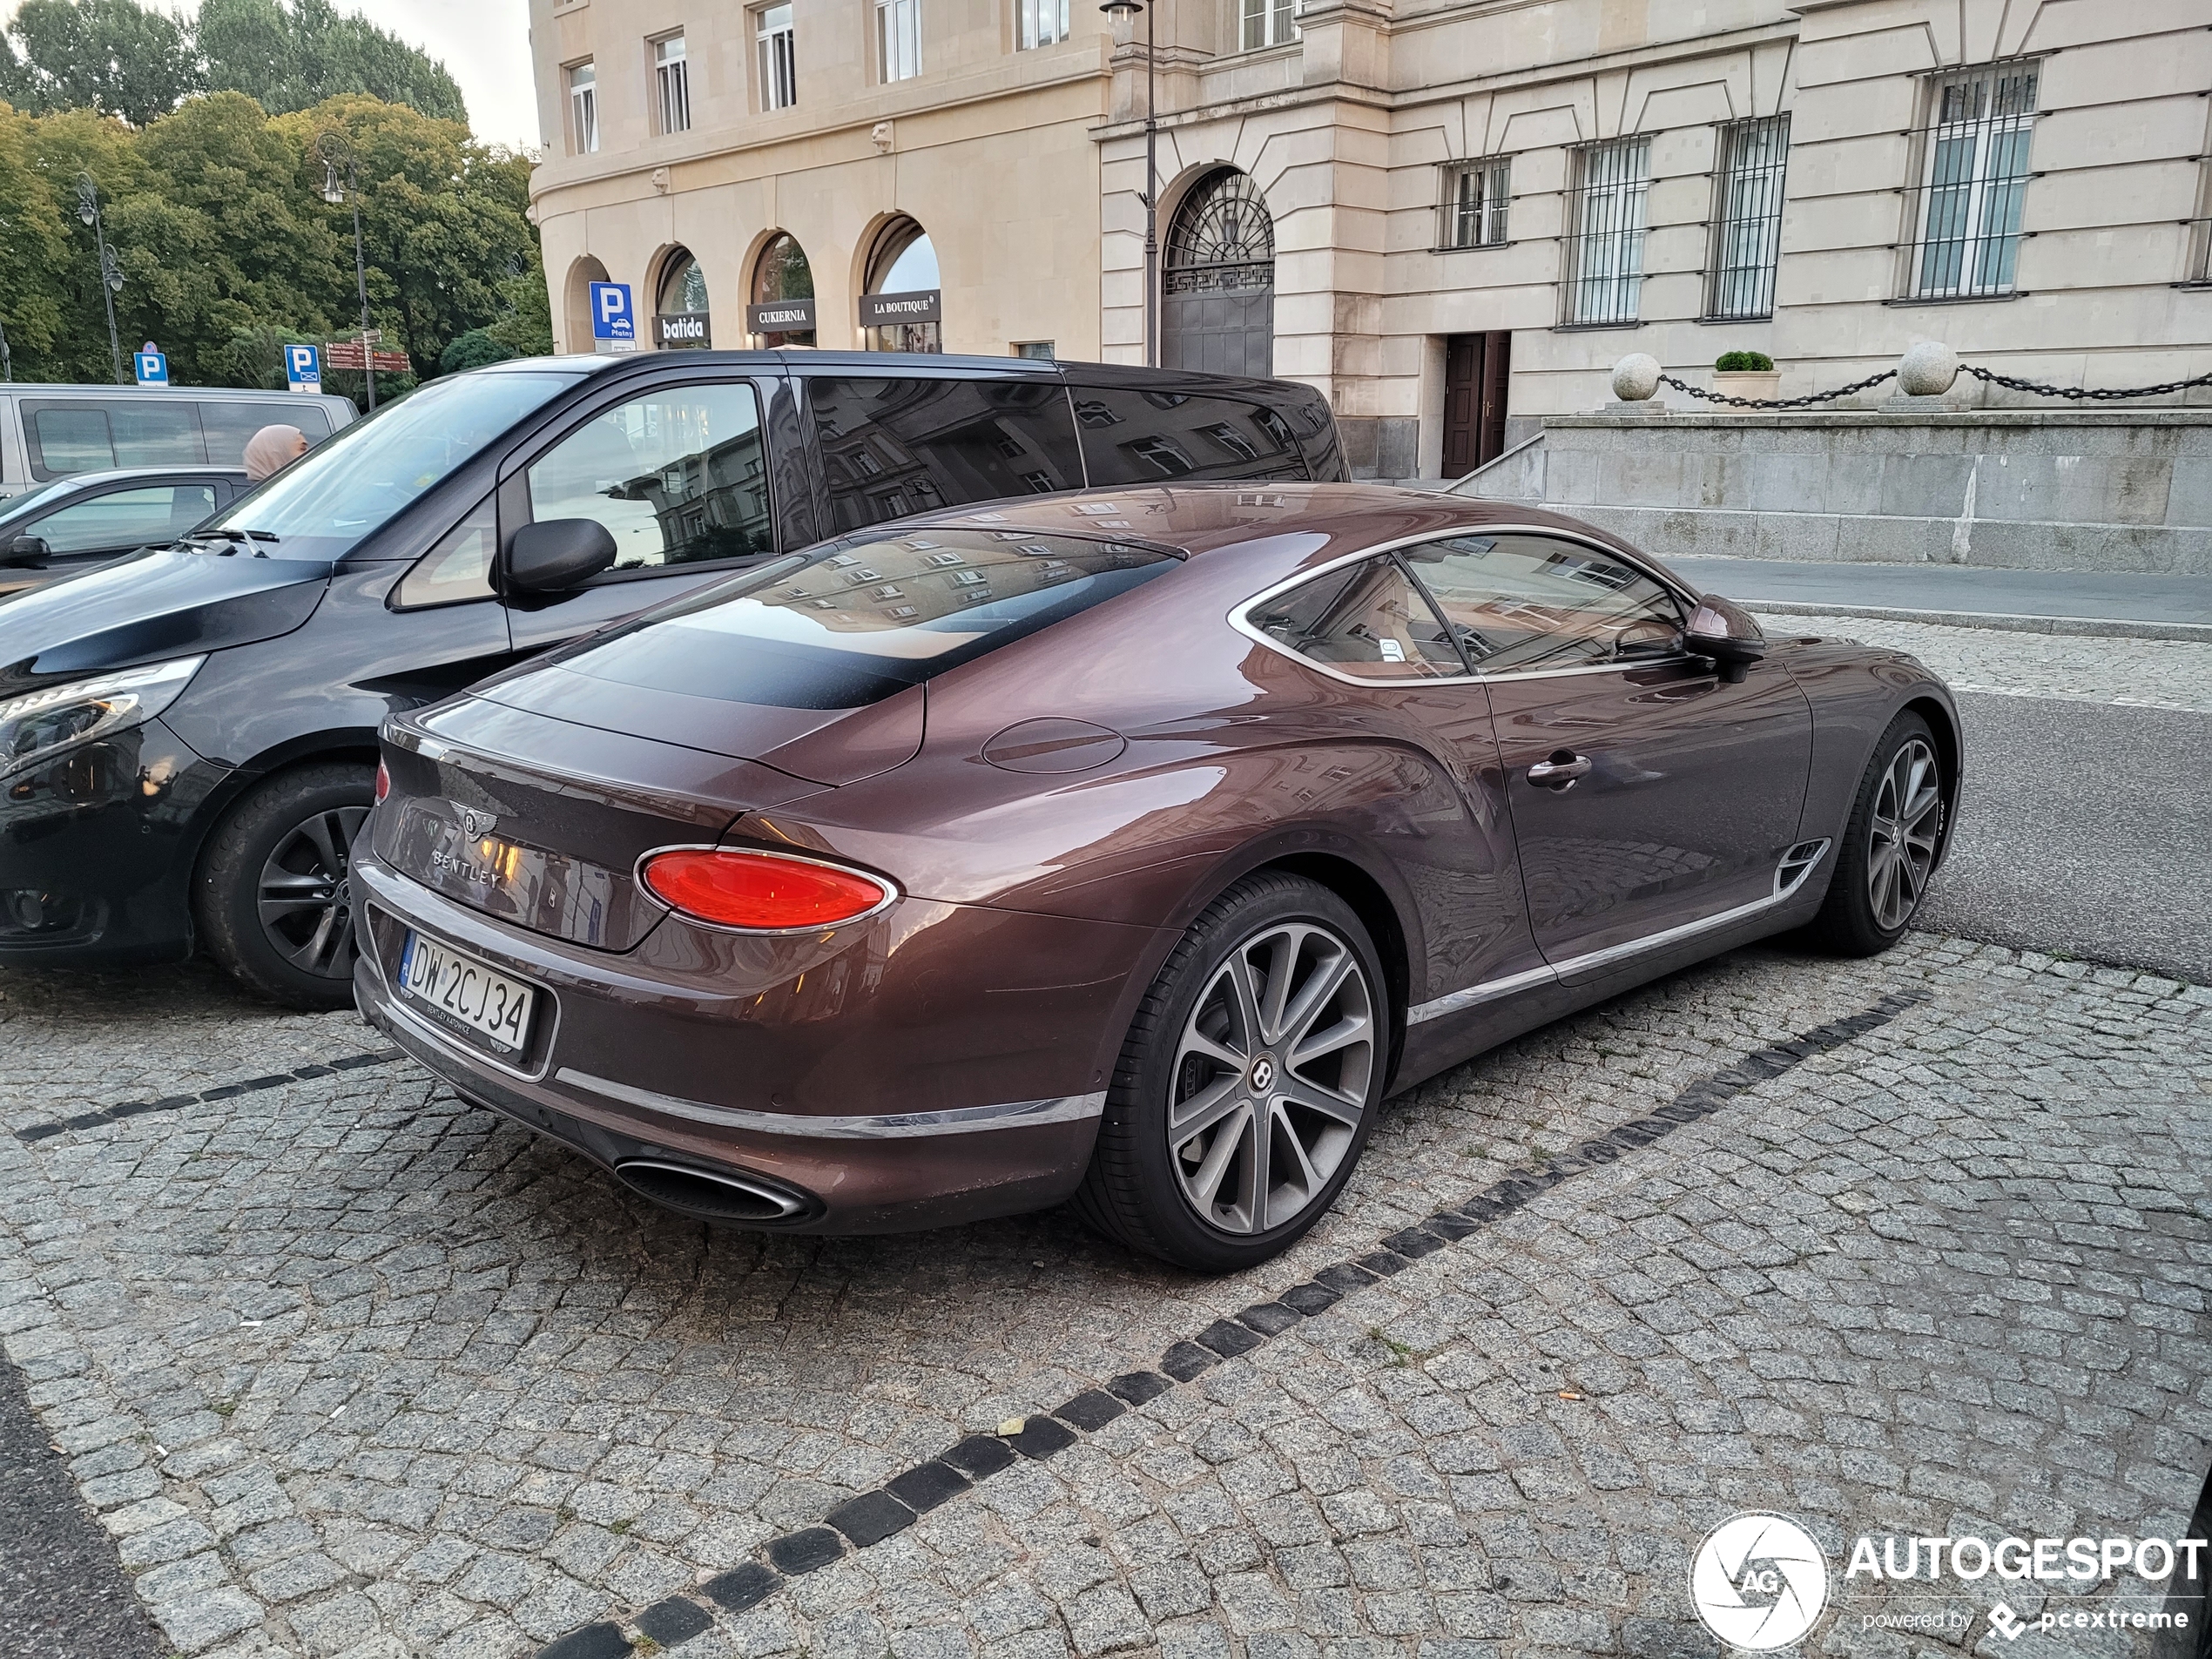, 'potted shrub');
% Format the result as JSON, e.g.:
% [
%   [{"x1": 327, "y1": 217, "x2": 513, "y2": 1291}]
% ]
[{"x1": 1711, "y1": 349, "x2": 1781, "y2": 404}]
